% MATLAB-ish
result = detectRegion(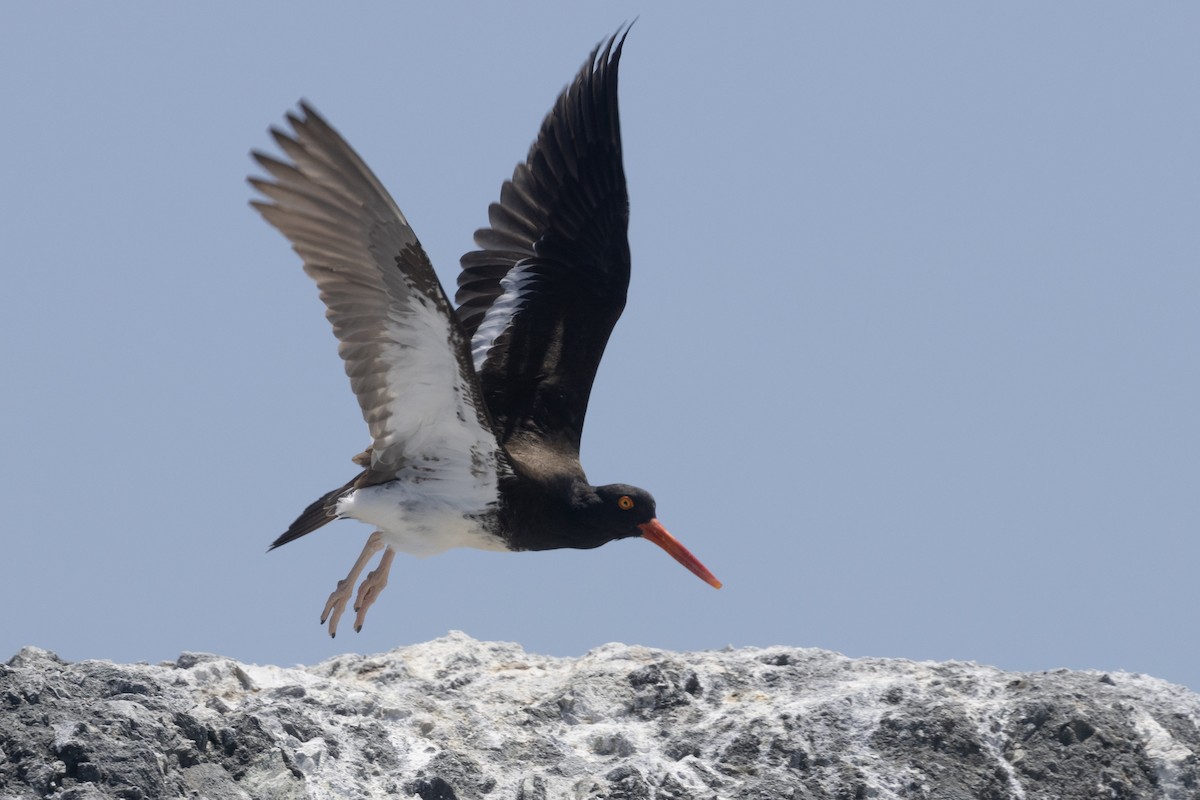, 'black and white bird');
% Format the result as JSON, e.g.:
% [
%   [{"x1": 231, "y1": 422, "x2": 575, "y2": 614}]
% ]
[{"x1": 250, "y1": 29, "x2": 721, "y2": 637}]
